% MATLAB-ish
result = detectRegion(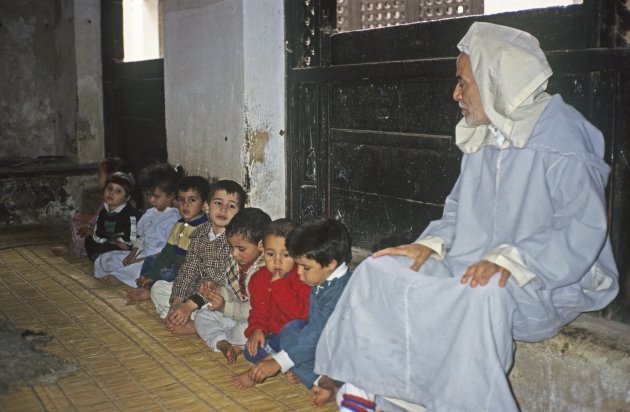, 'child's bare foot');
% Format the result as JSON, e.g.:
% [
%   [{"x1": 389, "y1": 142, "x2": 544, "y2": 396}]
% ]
[
  {"x1": 216, "y1": 340, "x2": 242, "y2": 364},
  {"x1": 311, "y1": 375, "x2": 340, "y2": 407},
  {"x1": 126, "y1": 288, "x2": 151, "y2": 301},
  {"x1": 166, "y1": 319, "x2": 197, "y2": 335},
  {"x1": 286, "y1": 370, "x2": 301, "y2": 385},
  {"x1": 102, "y1": 275, "x2": 121, "y2": 286},
  {"x1": 231, "y1": 370, "x2": 257, "y2": 389},
  {"x1": 51, "y1": 245, "x2": 70, "y2": 256}
]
